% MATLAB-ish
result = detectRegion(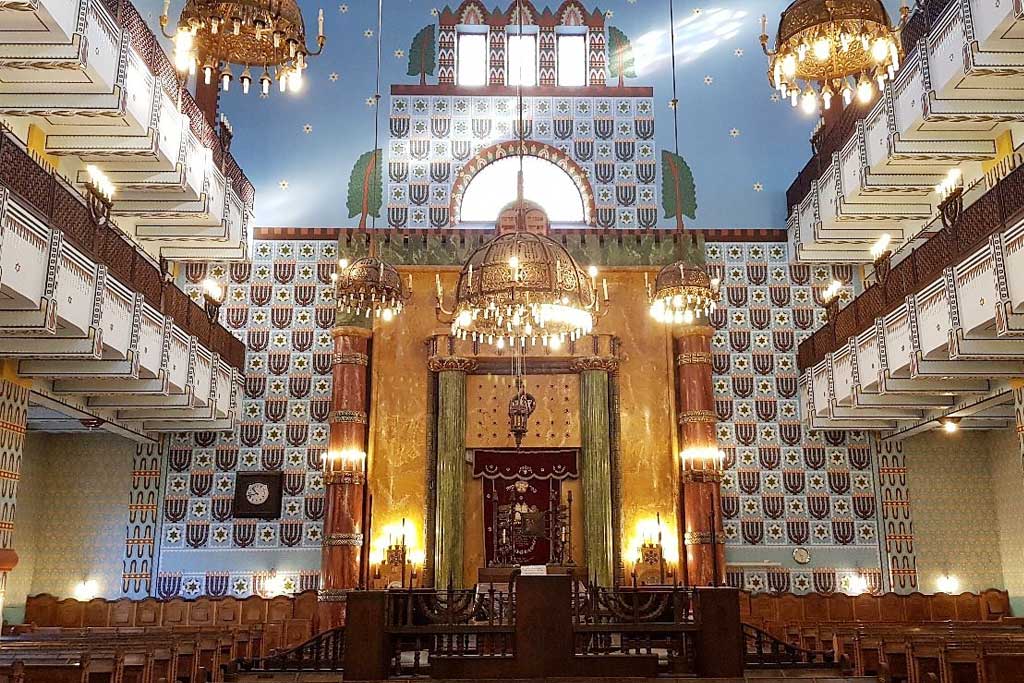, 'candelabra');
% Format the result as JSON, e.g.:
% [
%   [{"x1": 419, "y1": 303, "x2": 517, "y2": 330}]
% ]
[
  {"x1": 84, "y1": 165, "x2": 114, "y2": 227},
  {"x1": 870, "y1": 233, "x2": 892, "y2": 287},
  {"x1": 821, "y1": 279, "x2": 844, "y2": 323},
  {"x1": 202, "y1": 278, "x2": 225, "y2": 324}
]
